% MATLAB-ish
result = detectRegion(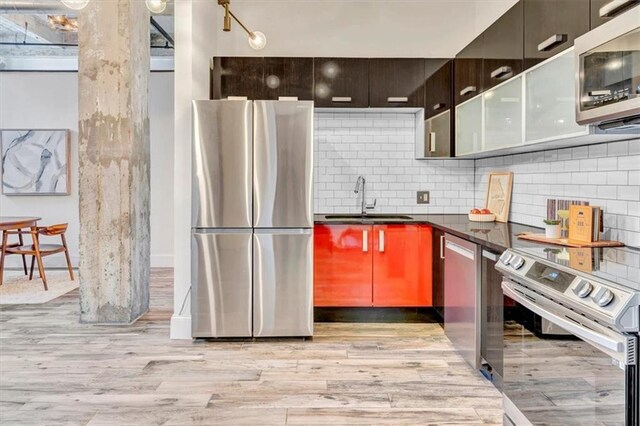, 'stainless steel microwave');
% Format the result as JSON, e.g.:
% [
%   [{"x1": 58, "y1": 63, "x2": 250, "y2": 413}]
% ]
[{"x1": 575, "y1": 5, "x2": 640, "y2": 127}]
